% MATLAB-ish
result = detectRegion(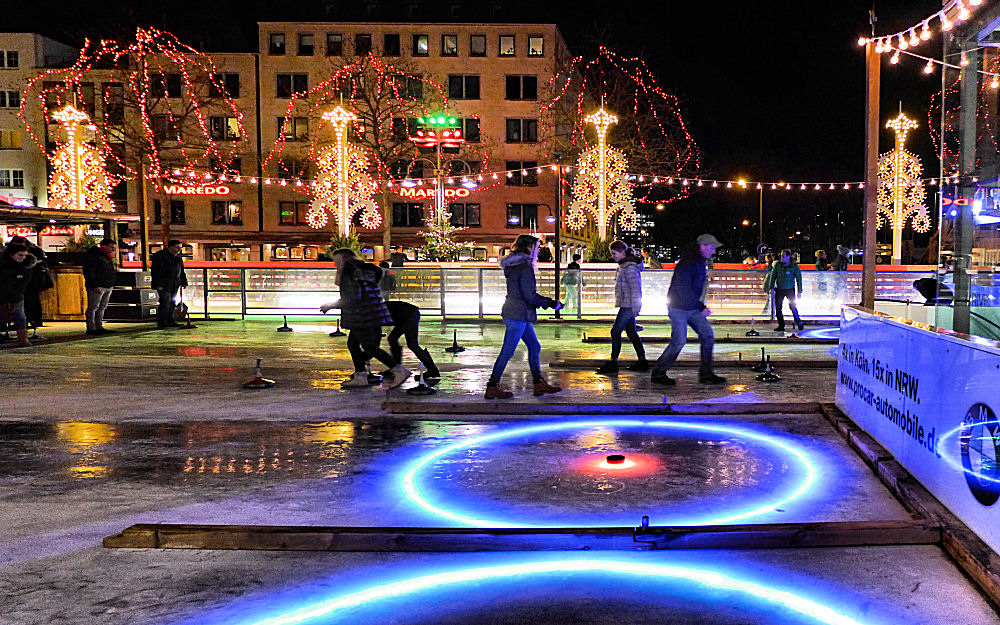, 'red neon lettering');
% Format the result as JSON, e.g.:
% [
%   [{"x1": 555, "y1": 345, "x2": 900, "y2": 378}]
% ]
[{"x1": 163, "y1": 184, "x2": 232, "y2": 196}]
